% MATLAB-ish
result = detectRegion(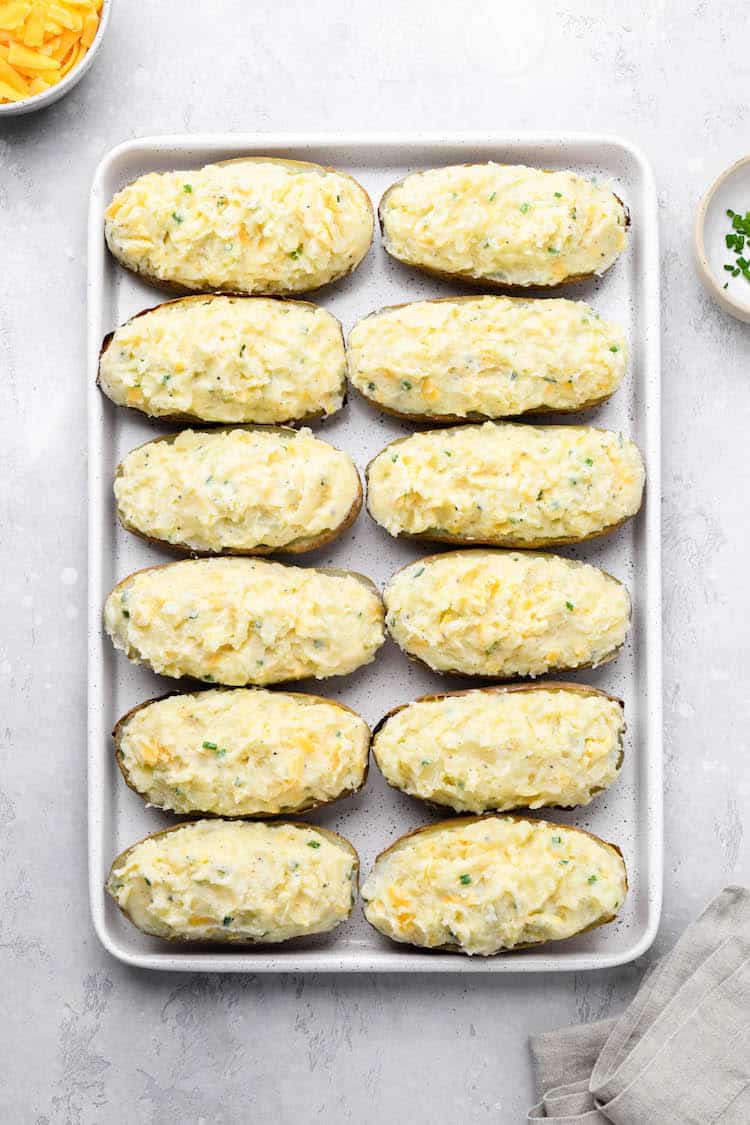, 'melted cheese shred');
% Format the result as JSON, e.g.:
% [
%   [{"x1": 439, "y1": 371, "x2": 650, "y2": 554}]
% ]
[
  {"x1": 98, "y1": 297, "x2": 347, "y2": 424},
  {"x1": 104, "y1": 558, "x2": 385, "y2": 686},
  {"x1": 367, "y1": 422, "x2": 644, "y2": 547},
  {"x1": 118, "y1": 689, "x2": 370, "y2": 817},
  {"x1": 384, "y1": 551, "x2": 630, "y2": 678},
  {"x1": 362, "y1": 817, "x2": 626, "y2": 955},
  {"x1": 373, "y1": 688, "x2": 624, "y2": 813},
  {"x1": 115, "y1": 428, "x2": 361, "y2": 554},
  {"x1": 107, "y1": 820, "x2": 358, "y2": 943},
  {"x1": 104, "y1": 160, "x2": 373, "y2": 295},
  {"x1": 380, "y1": 164, "x2": 627, "y2": 287},
  {"x1": 348, "y1": 297, "x2": 627, "y2": 418}
]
